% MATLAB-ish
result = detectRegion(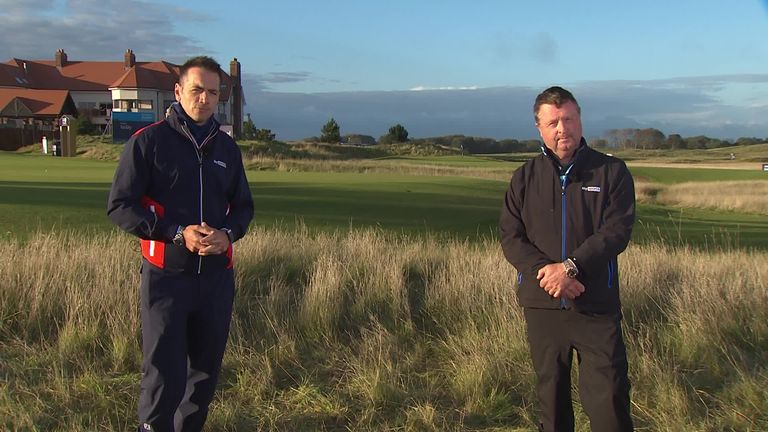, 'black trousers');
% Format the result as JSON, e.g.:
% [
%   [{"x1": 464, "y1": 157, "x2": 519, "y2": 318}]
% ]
[
  {"x1": 523, "y1": 307, "x2": 634, "y2": 432},
  {"x1": 138, "y1": 263, "x2": 235, "y2": 432}
]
